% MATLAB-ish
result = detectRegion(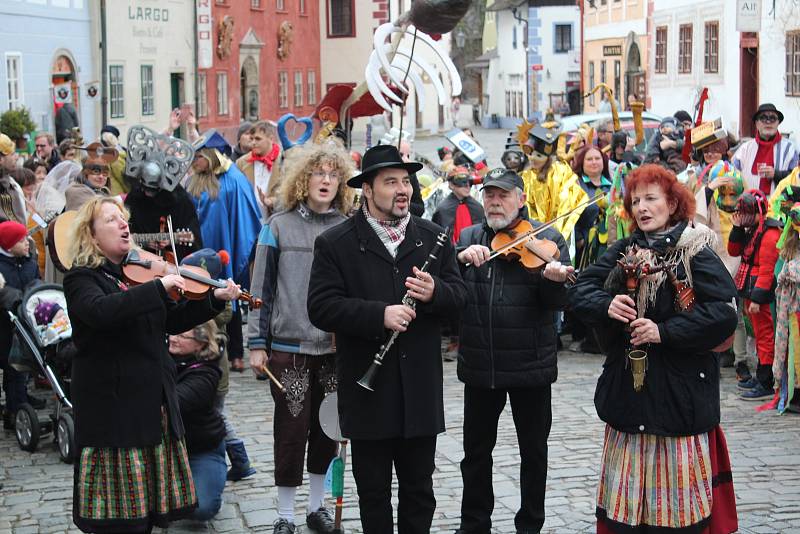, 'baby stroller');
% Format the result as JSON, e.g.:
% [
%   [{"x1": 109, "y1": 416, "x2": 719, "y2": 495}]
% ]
[{"x1": 8, "y1": 283, "x2": 76, "y2": 462}]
